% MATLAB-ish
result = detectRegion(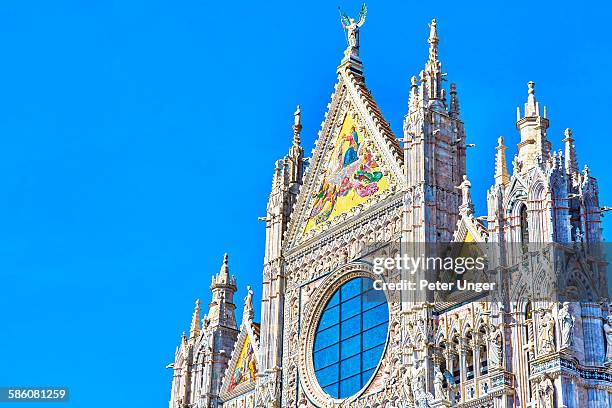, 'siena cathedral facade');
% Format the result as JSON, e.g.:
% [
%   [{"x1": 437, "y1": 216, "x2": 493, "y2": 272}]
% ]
[{"x1": 168, "y1": 13, "x2": 612, "y2": 408}]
